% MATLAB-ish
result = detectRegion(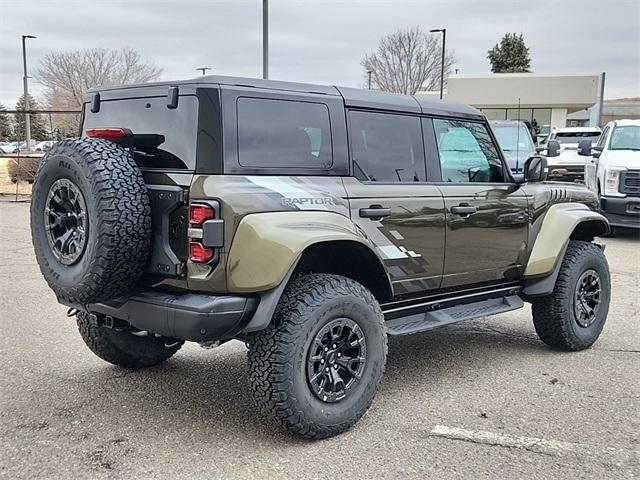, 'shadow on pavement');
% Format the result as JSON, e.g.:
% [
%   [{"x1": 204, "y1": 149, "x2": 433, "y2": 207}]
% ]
[{"x1": 44, "y1": 322, "x2": 550, "y2": 445}]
